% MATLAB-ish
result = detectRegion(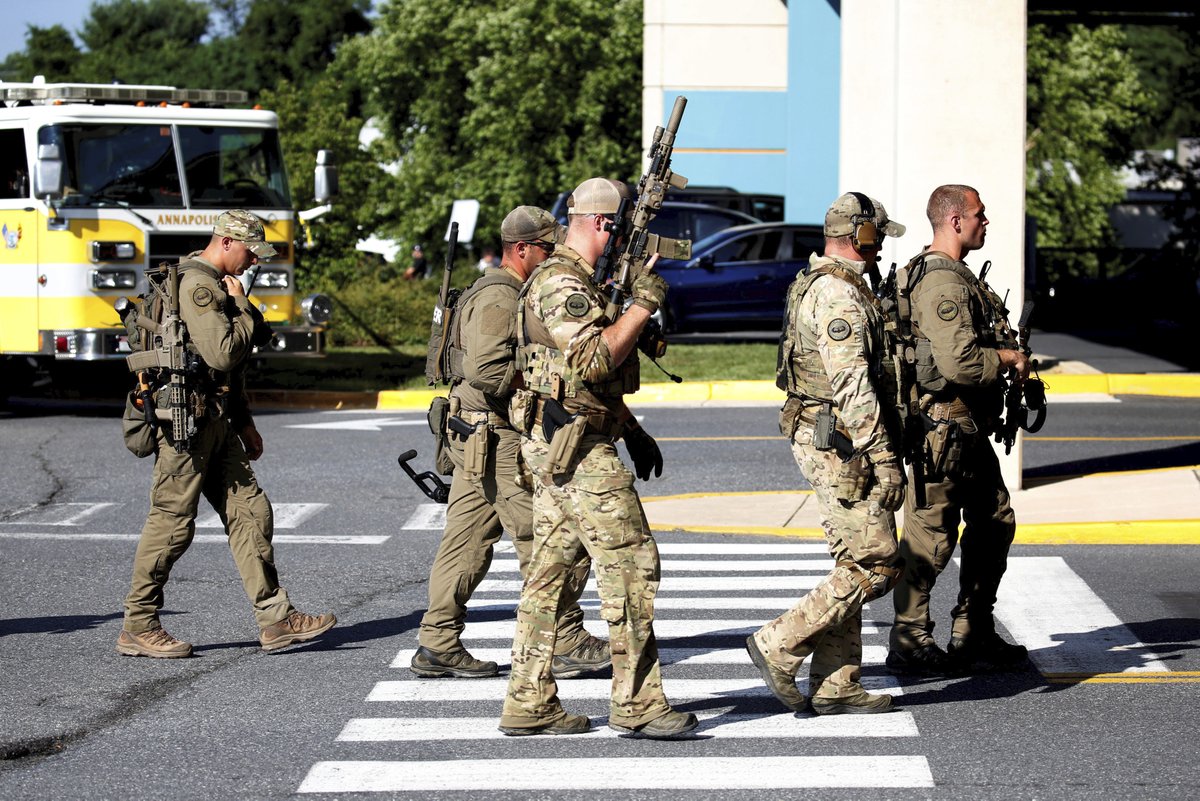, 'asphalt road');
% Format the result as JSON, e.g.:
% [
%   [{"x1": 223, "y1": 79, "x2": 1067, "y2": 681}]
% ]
[{"x1": 0, "y1": 397, "x2": 1197, "y2": 799}]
